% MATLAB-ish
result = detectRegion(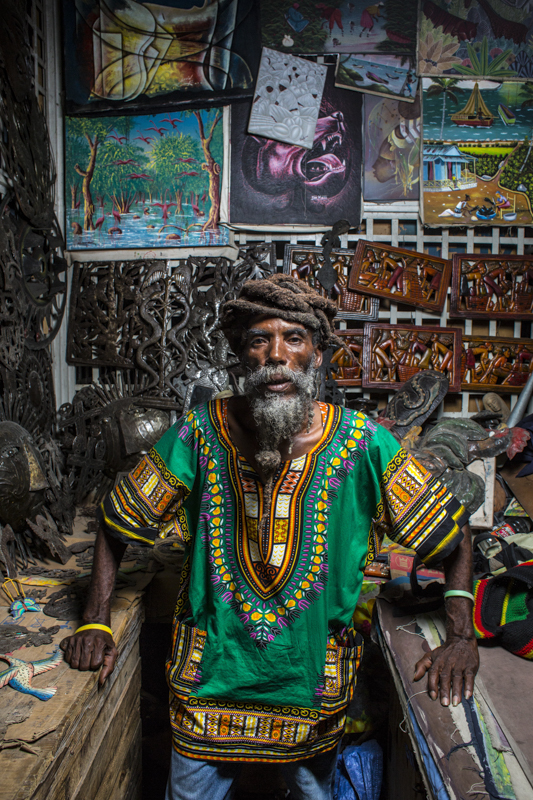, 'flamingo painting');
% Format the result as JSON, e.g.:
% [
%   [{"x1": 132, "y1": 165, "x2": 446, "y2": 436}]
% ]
[
  {"x1": 147, "y1": 125, "x2": 168, "y2": 137},
  {"x1": 134, "y1": 135, "x2": 153, "y2": 144},
  {"x1": 153, "y1": 201, "x2": 176, "y2": 222}
]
